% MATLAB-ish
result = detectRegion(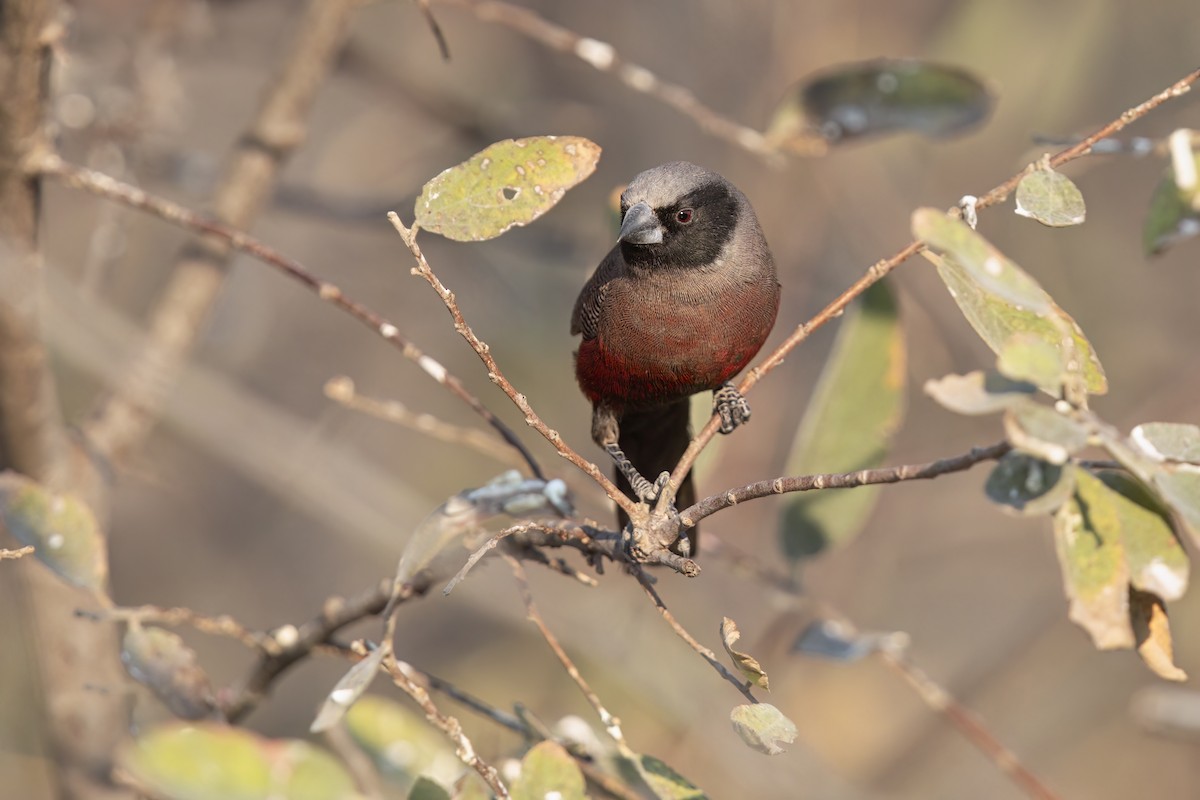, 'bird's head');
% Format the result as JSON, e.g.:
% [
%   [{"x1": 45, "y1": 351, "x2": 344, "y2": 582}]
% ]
[{"x1": 616, "y1": 161, "x2": 743, "y2": 271}]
